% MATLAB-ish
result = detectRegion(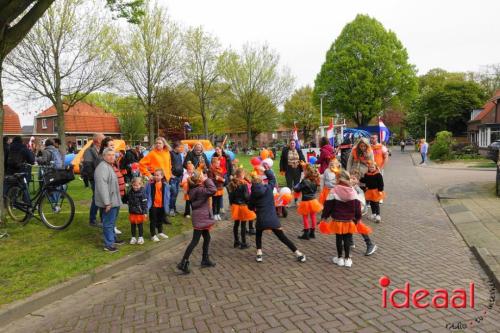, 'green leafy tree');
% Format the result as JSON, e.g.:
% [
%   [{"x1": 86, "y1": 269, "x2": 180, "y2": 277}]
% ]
[
  {"x1": 113, "y1": 1, "x2": 181, "y2": 144},
  {"x1": 219, "y1": 43, "x2": 294, "y2": 147},
  {"x1": 313, "y1": 14, "x2": 417, "y2": 126},
  {"x1": 282, "y1": 86, "x2": 319, "y2": 143},
  {"x1": 429, "y1": 130, "x2": 454, "y2": 161},
  {"x1": 407, "y1": 69, "x2": 487, "y2": 138}
]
